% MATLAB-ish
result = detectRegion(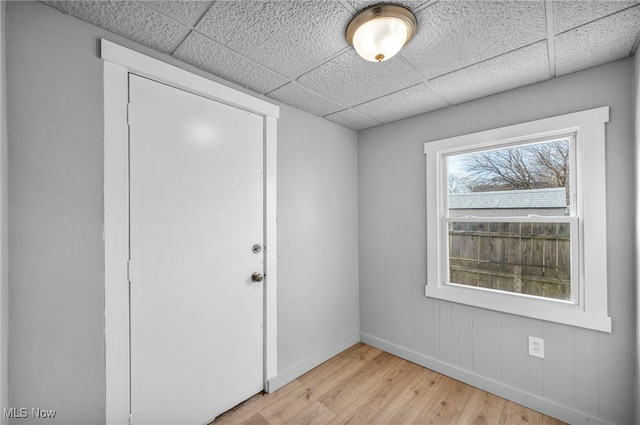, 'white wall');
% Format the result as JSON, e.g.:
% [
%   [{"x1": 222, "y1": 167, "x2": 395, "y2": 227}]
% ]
[
  {"x1": 358, "y1": 58, "x2": 636, "y2": 425},
  {"x1": 6, "y1": 1, "x2": 359, "y2": 423}
]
